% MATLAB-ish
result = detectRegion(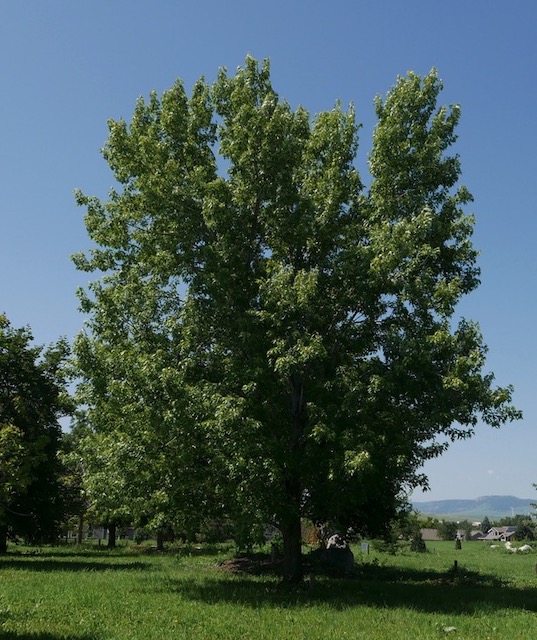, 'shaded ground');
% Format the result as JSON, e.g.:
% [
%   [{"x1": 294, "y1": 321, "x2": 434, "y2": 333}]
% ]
[
  {"x1": 0, "y1": 557, "x2": 150, "y2": 572},
  {"x1": 172, "y1": 563, "x2": 537, "y2": 614},
  {"x1": 217, "y1": 550, "x2": 365, "y2": 578},
  {"x1": 217, "y1": 553, "x2": 282, "y2": 575},
  {"x1": 0, "y1": 634, "x2": 99, "y2": 640},
  {"x1": 208, "y1": 551, "x2": 537, "y2": 615}
]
